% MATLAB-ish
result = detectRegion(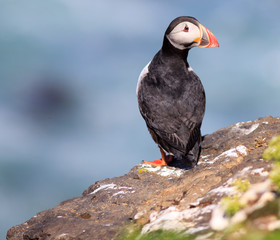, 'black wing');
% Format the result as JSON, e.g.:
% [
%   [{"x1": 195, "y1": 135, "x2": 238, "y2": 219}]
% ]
[{"x1": 138, "y1": 66, "x2": 205, "y2": 156}]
